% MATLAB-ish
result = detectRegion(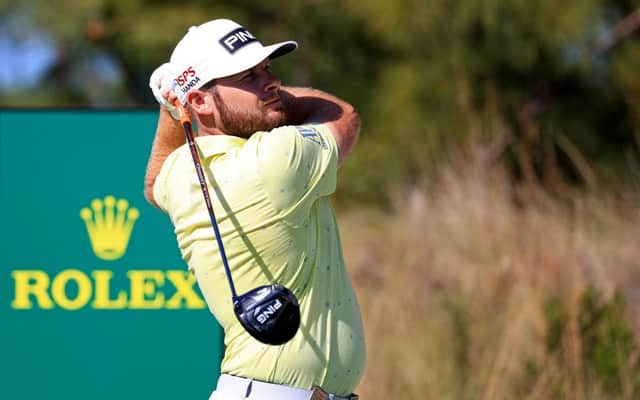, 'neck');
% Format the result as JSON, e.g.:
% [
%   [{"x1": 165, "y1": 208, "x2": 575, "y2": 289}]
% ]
[
  {"x1": 197, "y1": 127, "x2": 226, "y2": 136},
  {"x1": 192, "y1": 113, "x2": 226, "y2": 136}
]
